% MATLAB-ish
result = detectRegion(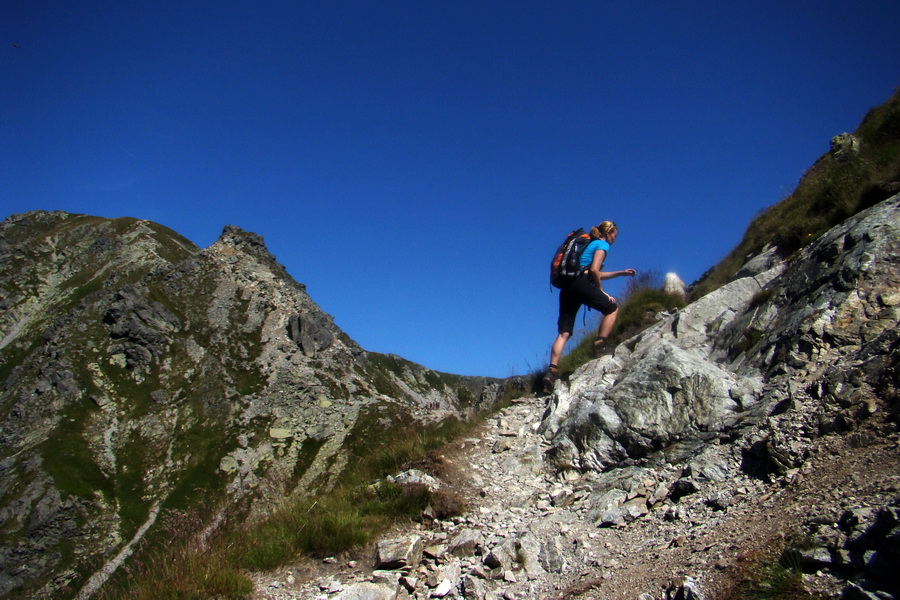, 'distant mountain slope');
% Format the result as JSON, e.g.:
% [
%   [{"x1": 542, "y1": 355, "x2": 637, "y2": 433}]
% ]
[{"x1": 0, "y1": 212, "x2": 524, "y2": 599}]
